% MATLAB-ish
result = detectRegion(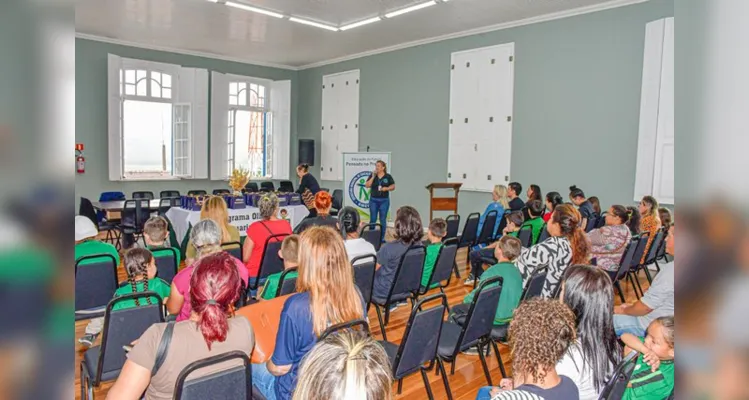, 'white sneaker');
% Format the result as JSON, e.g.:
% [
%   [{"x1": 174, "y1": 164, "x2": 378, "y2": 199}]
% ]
[{"x1": 463, "y1": 275, "x2": 476, "y2": 286}]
